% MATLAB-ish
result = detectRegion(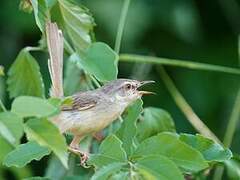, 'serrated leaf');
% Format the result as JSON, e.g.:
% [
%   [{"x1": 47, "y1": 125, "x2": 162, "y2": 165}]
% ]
[
  {"x1": 116, "y1": 99, "x2": 143, "y2": 156},
  {"x1": 88, "y1": 135, "x2": 127, "y2": 168},
  {"x1": 0, "y1": 112, "x2": 23, "y2": 146},
  {"x1": 7, "y1": 48, "x2": 44, "y2": 98},
  {"x1": 11, "y1": 96, "x2": 59, "y2": 118},
  {"x1": 180, "y1": 134, "x2": 232, "y2": 162},
  {"x1": 59, "y1": 0, "x2": 95, "y2": 56},
  {"x1": 24, "y1": 118, "x2": 68, "y2": 168},
  {"x1": 79, "y1": 42, "x2": 118, "y2": 82},
  {"x1": 136, "y1": 155, "x2": 184, "y2": 180},
  {"x1": 91, "y1": 162, "x2": 125, "y2": 180},
  {"x1": 132, "y1": 132, "x2": 208, "y2": 172},
  {"x1": 137, "y1": 107, "x2": 176, "y2": 142},
  {"x1": 3, "y1": 141, "x2": 50, "y2": 167},
  {"x1": 31, "y1": 0, "x2": 48, "y2": 32}
]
